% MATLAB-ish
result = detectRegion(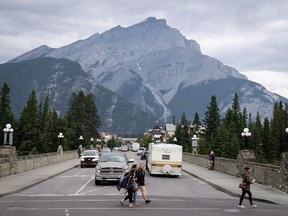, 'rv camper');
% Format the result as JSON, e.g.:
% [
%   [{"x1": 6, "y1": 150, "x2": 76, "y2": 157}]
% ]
[{"x1": 146, "y1": 143, "x2": 182, "y2": 176}]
